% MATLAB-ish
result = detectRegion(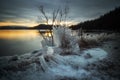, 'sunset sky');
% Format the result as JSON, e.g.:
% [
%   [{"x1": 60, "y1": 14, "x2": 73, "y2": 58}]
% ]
[{"x1": 0, "y1": 0, "x2": 120, "y2": 27}]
